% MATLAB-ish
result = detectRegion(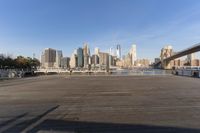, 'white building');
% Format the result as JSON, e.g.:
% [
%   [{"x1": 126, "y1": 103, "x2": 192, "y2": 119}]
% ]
[
  {"x1": 70, "y1": 54, "x2": 77, "y2": 69},
  {"x1": 70, "y1": 49, "x2": 78, "y2": 68},
  {"x1": 129, "y1": 44, "x2": 137, "y2": 66},
  {"x1": 116, "y1": 44, "x2": 121, "y2": 59}
]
